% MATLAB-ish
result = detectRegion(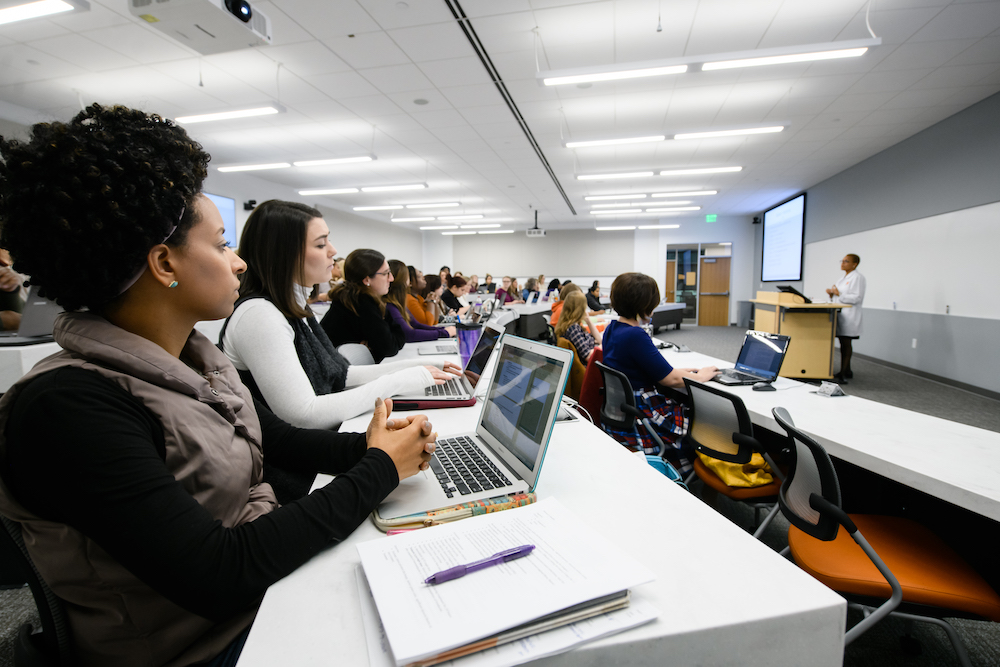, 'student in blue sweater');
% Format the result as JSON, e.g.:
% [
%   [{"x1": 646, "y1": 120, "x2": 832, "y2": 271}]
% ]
[{"x1": 601, "y1": 272, "x2": 719, "y2": 475}]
